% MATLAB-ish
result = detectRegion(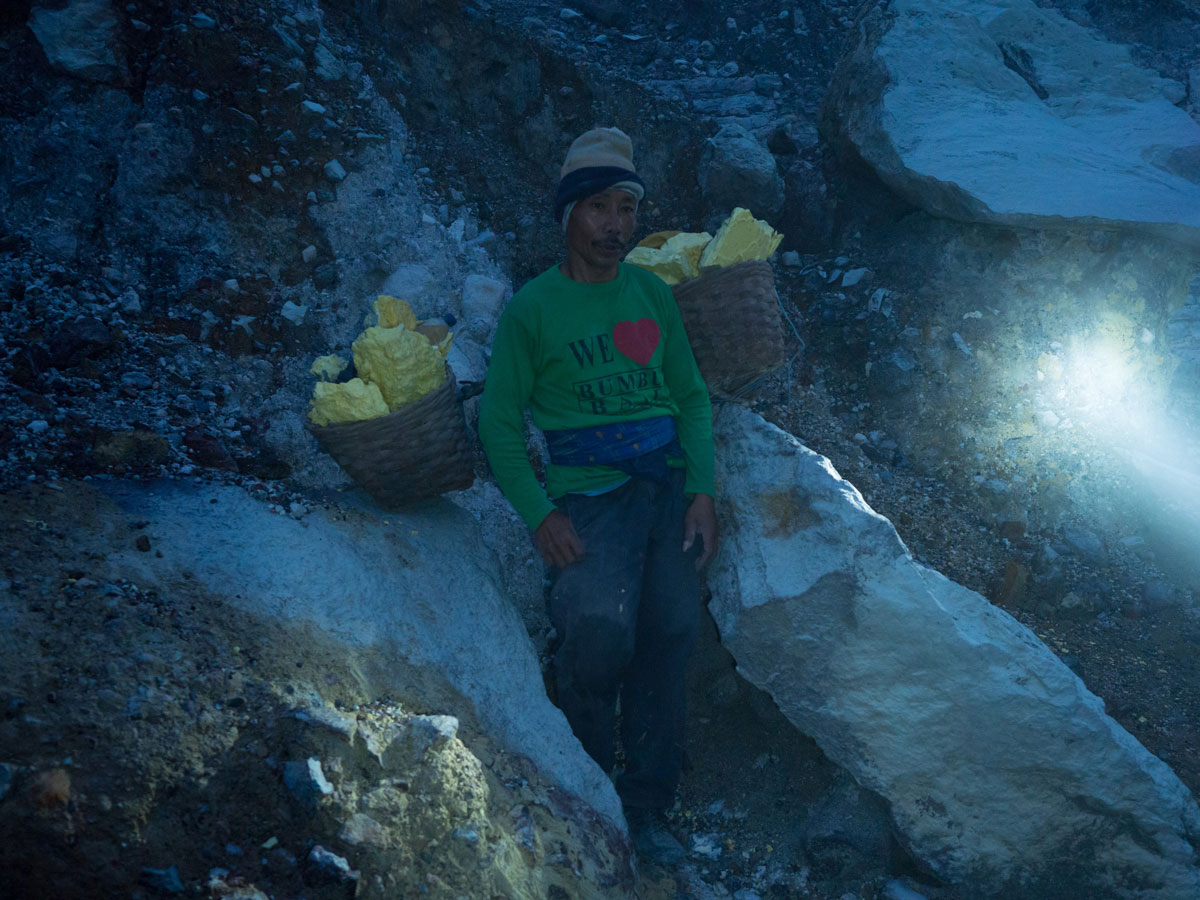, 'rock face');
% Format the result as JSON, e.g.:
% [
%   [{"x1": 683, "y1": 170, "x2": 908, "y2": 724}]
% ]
[
  {"x1": 709, "y1": 405, "x2": 1200, "y2": 899},
  {"x1": 27, "y1": 0, "x2": 128, "y2": 86},
  {"x1": 103, "y1": 481, "x2": 623, "y2": 828},
  {"x1": 823, "y1": 0, "x2": 1200, "y2": 244}
]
